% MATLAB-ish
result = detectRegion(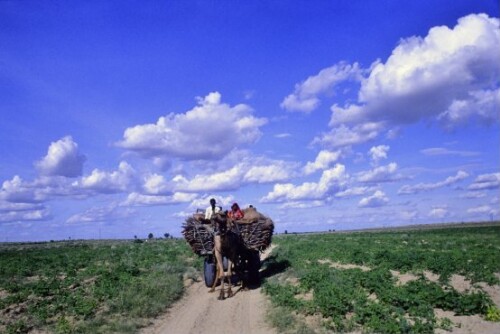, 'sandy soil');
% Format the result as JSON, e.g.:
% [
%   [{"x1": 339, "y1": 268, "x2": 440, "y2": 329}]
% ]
[
  {"x1": 320, "y1": 262, "x2": 500, "y2": 333},
  {"x1": 434, "y1": 309, "x2": 500, "y2": 334},
  {"x1": 142, "y1": 247, "x2": 276, "y2": 334}
]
